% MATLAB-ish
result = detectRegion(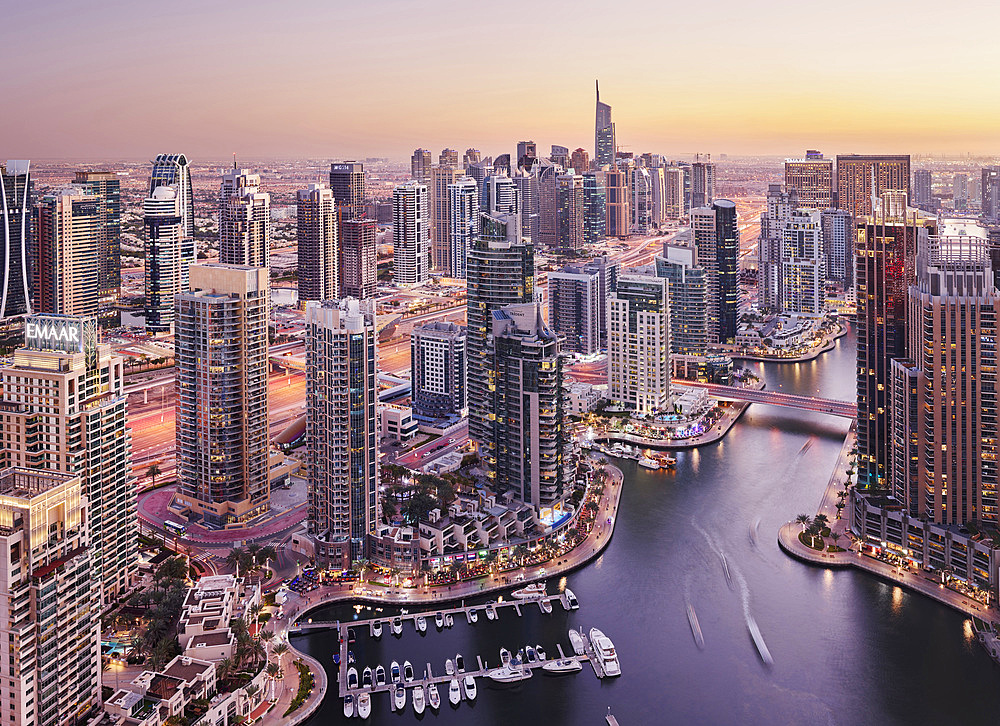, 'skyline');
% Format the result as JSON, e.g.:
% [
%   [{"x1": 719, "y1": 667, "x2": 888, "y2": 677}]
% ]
[{"x1": 5, "y1": 0, "x2": 1000, "y2": 159}]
